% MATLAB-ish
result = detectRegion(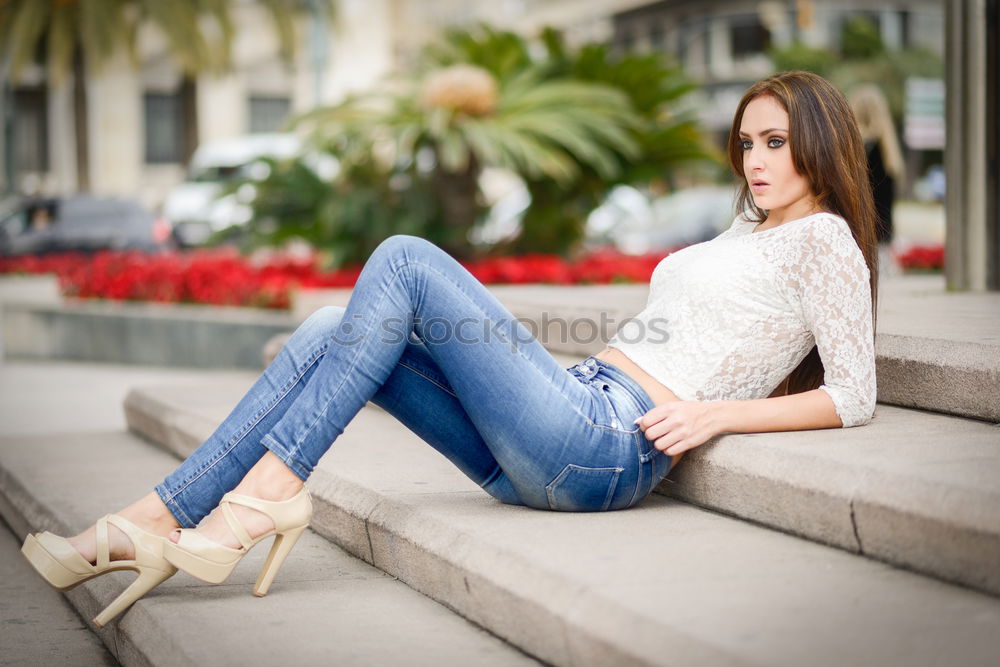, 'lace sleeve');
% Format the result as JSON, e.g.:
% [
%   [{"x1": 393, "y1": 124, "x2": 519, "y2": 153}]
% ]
[{"x1": 797, "y1": 222, "x2": 877, "y2": 427}]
